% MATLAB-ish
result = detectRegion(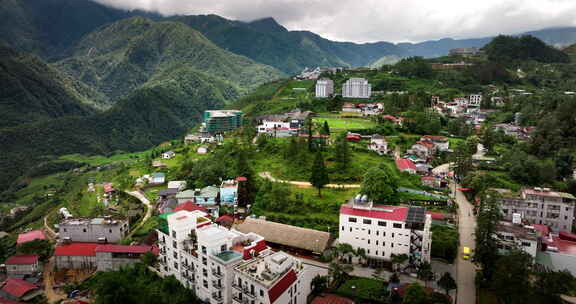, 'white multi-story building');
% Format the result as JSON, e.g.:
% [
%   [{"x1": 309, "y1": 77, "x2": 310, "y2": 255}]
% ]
[
  {"x1": 339, "y1": 195, "x2": 432, "y2": 266},
  {"x1": 468, "y1": 94, "x2": 482, "y2": 107},
  {"x1": 257, "y1": 121, "x2": 296, "y2": 138},
  {"x1": 369, "y1": 135, "x2": 388, "y2": 156},
  {"x1": 59, "y1": 218, "x2": 129, "y2": 243},
  {"x1": 342, "y1": 78, "x2": 371, "y2": 99},
  {"x1": 157, "y1": 210, "x2": 314, "y2": 304},
  {"x1": 315, "y1": 78, "x2": 334, "y2": 98}
]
